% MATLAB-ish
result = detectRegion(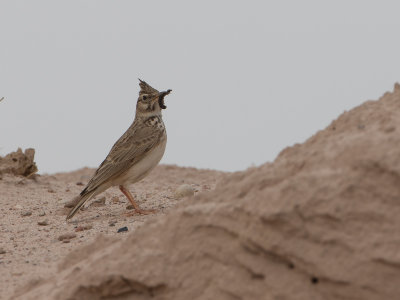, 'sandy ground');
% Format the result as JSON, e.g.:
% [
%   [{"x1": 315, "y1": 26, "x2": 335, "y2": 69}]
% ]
[
  {"x1": 3, "y1": 83, "x2": 400, "y2": 300},
  {"x1": 0, "y1": 165, "x2": 224, "y2": 299}
]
